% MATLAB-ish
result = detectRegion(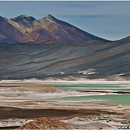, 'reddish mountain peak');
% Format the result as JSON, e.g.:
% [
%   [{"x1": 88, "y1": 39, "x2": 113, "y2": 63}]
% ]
[
  {"x1": 0, "y1": 14, "x2": 107, "y2": 43},
  {"x1": 0, "y1": 15, "x2": 31, "y2": 43},
  {"x1": 42, "y1": 14, "x2": 59, "y2": 25}
]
